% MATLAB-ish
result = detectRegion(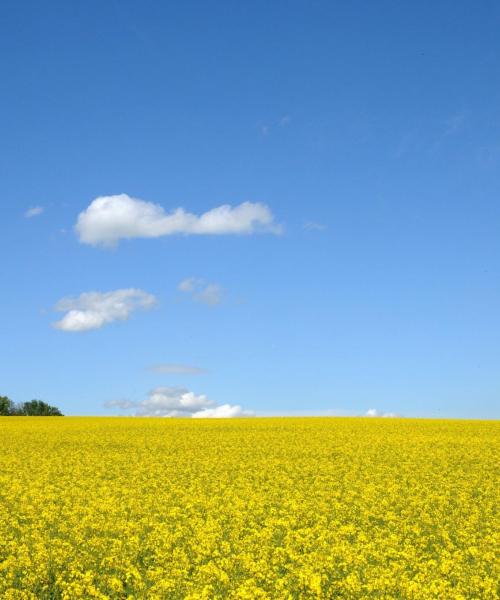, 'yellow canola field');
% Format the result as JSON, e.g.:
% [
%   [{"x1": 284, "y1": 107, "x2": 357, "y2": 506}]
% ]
[{"x1": 0, "y1": 417, "x2": 498, "y2": 599}]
